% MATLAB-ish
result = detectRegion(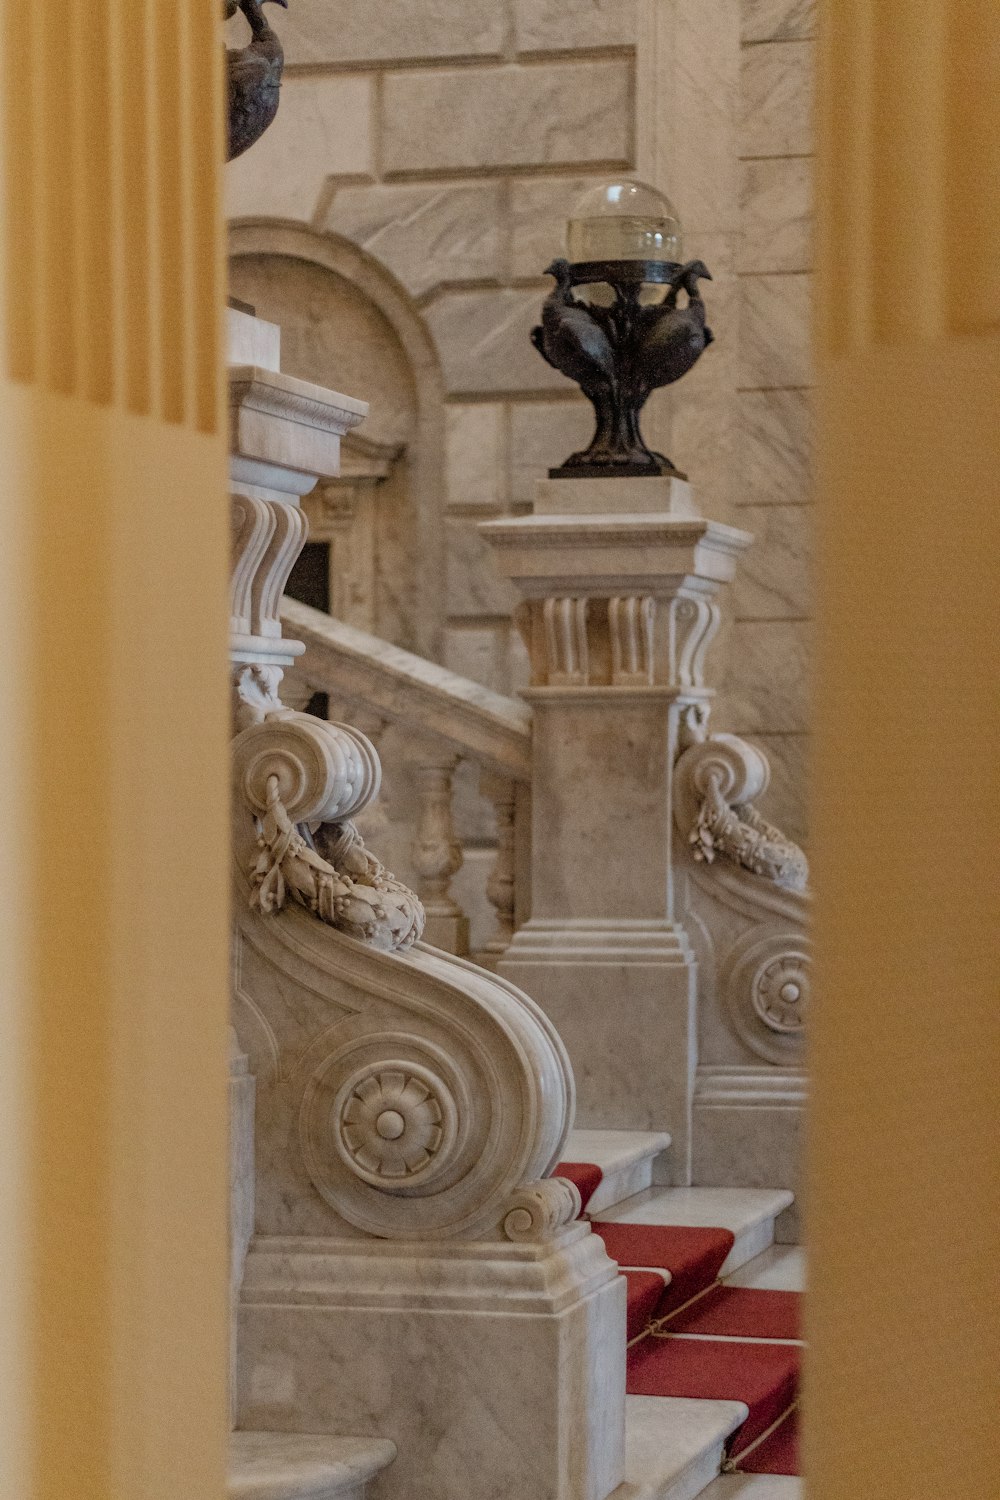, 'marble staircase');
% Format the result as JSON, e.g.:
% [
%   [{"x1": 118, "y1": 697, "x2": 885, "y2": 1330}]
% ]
[
  {"x1": 228, "y1": 1128, "x2": 798, "y2": 1500},
  {"x1": 226, "y1": 312, "x2": 803, "y2": 1500},
  {"x1": 594, "y1": 1187, "x2": 795, "y2": 1280},
  {"x1": 564, "y1": 1131, "x2": 801, "y2": 1500}
]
